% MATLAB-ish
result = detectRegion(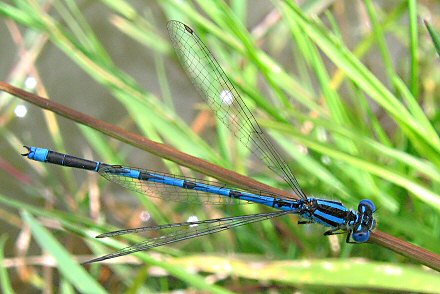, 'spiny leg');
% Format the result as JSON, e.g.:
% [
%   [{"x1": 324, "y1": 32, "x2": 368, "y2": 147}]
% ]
[
  {"x1": 323, "y1": 228, "x2": 346, "y2": 236},
  {"x1": 298, "y1": 220, "x2": 313, "y2": 225}
]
